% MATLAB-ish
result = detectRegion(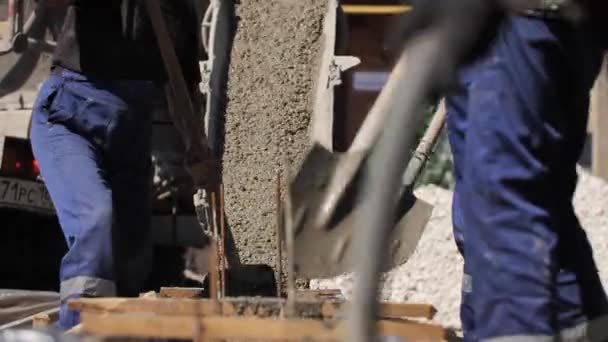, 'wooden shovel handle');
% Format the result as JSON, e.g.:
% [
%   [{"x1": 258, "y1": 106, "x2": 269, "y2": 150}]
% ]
[
  {"x1": 349, "y1": 52, "x2": 408, "y2": 151},
  {"x1": 143, "y1": 0, "x2": 213, "y2": 163}
]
